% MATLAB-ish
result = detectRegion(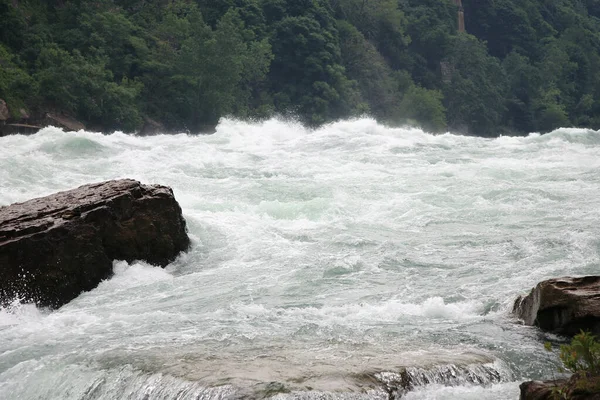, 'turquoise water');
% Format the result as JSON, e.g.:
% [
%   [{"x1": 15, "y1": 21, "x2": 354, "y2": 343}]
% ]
[{"x1": 1, "y1": 118, "x2": 599, "y2": 399}]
